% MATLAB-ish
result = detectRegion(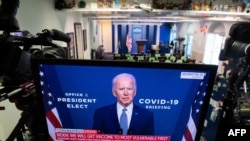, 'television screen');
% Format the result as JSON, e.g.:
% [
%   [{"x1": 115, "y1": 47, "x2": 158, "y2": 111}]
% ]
[{"x1": 31, "y1": 59, "x2": 217, "y2": 141}]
